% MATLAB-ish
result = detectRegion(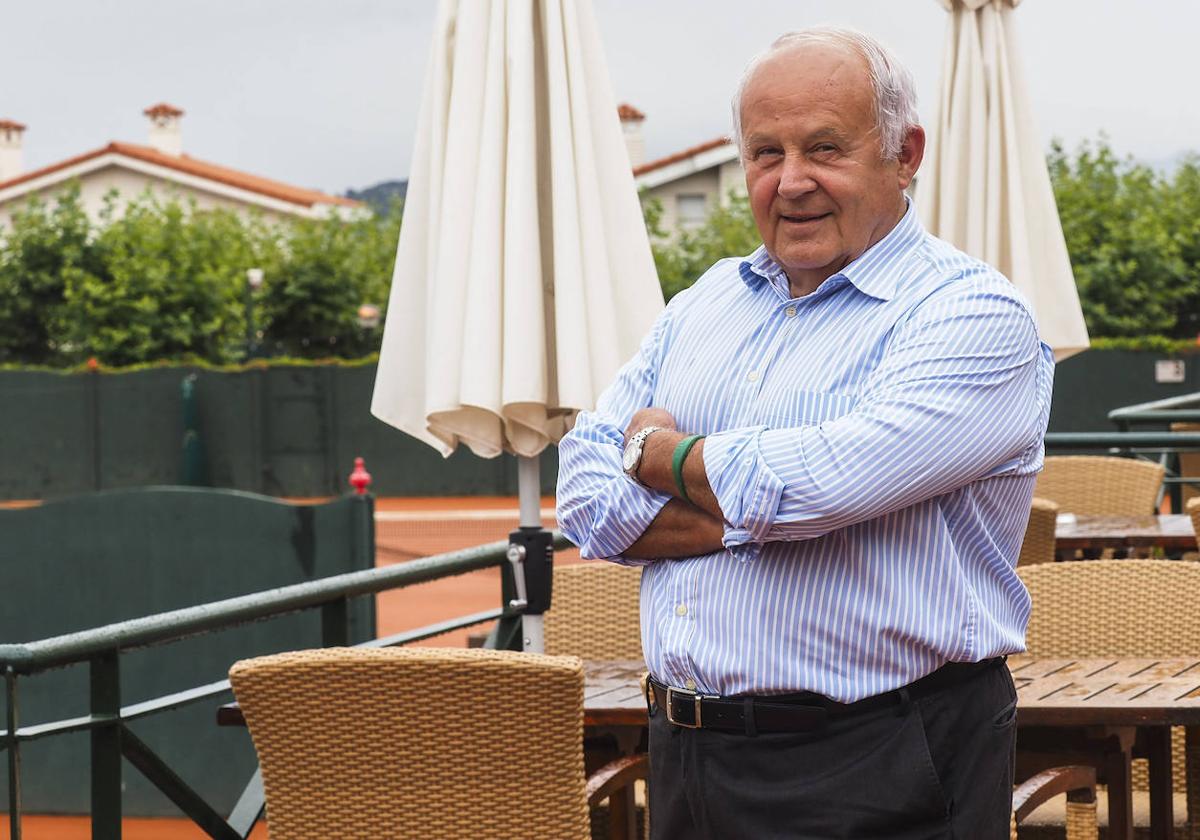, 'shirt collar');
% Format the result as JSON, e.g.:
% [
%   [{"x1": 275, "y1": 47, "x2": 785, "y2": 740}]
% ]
[{"x1": 738, "y1": 197, "x2": 925, "y2": 302}]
